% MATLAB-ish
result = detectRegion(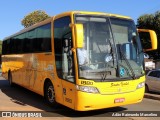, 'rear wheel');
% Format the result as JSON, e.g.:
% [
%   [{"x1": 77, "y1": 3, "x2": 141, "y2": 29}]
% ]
[
  {"x1": 44, "y1": 81, "x2": 57, "y2": 107},
  {"x1": 8, "y1": 72, "x2": 14, "y2": 87}
]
